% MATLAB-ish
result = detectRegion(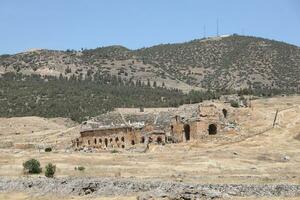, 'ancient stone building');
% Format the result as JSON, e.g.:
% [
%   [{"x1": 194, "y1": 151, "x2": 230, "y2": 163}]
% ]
[
  {"x1": 170, "y1": 104, "x2": 228, "y2": 142},
  {"x1": 74, "y1": 126, "x2": 138, "y2": 149},
  {"x1": 73, "y1": 102, "x2": 234, "y2": 150}
]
